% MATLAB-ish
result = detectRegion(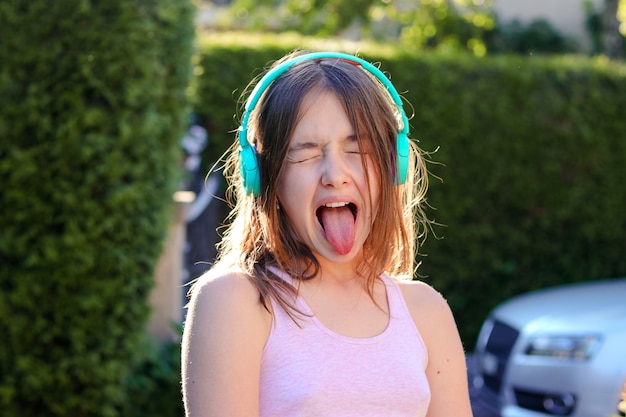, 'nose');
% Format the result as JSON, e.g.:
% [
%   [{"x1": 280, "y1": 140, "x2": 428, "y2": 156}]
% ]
[{"x1": 321, "y1": 150, "x2": 351, "y2": 187}]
